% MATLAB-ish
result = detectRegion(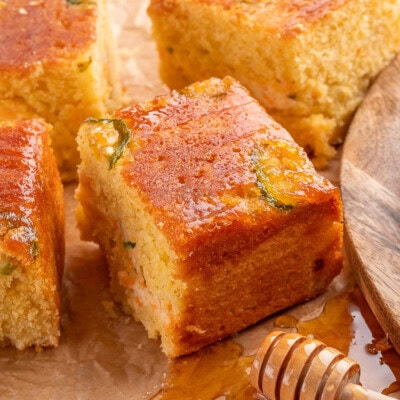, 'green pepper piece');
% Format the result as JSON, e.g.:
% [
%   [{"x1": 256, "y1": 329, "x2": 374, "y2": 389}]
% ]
[
  {"x1": 0, "y1": 262, "x2": 16, "y2": 276},
  {"x1": 86, "y1": 118, "x2": 132, "y2": 169},
  {"x1": 123, "y1": 241, "x2": 136, "y2": 250}
]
